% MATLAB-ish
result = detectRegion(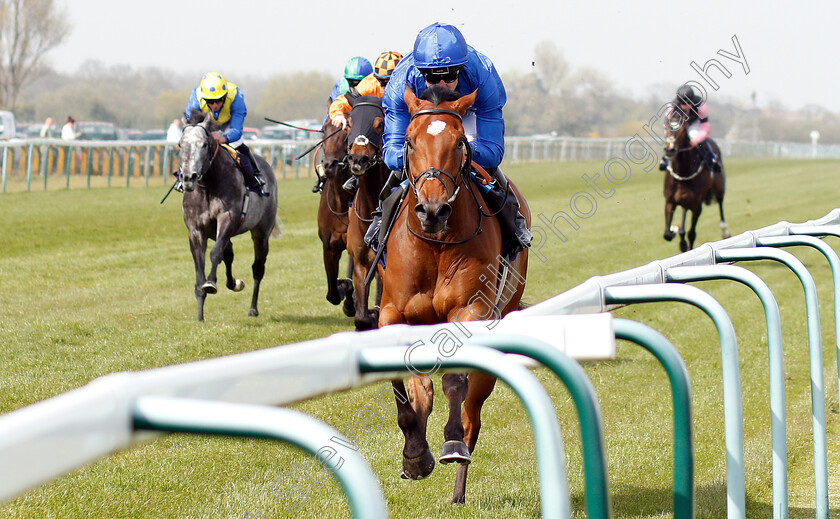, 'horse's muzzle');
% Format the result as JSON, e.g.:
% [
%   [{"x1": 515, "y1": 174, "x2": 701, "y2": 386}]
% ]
[
  {"x1": 348, "y1": 153, "x2": 374, "y2": 174},
  {"x1": 182, "y1": 172, "x2": 198, "y2": 191},
  {"x1": 415, "y1": 202, "x2": 452, "y2": 234}
]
